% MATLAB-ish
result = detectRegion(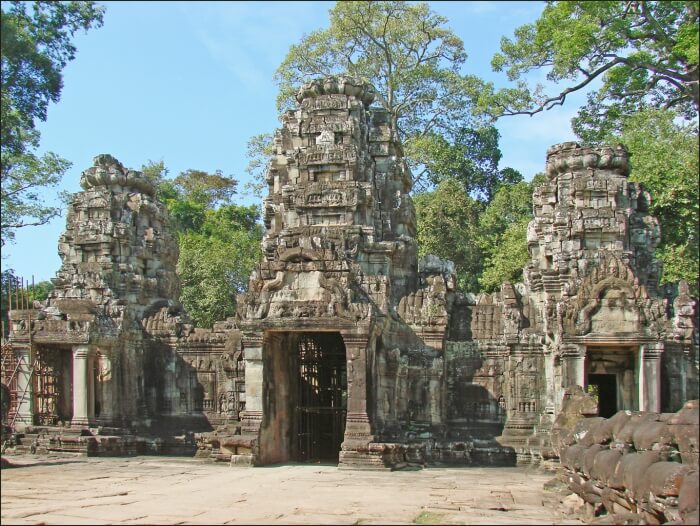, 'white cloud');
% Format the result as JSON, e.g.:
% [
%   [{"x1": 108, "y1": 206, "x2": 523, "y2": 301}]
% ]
[
  {"x1": 464, "y1": 1, "x2": 501, "y2": 14},
  {"x1": 179, "y1": 2, "x2": 330, "y2": 92}
]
